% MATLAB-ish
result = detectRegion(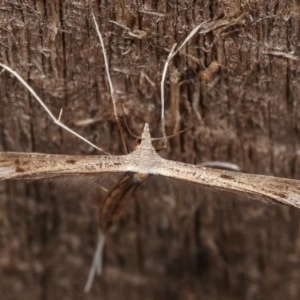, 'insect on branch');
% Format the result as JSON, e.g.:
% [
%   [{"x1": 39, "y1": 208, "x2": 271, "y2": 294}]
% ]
[{"x1": 1, "y1": 11, "x2": 300, "y2": 294}]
